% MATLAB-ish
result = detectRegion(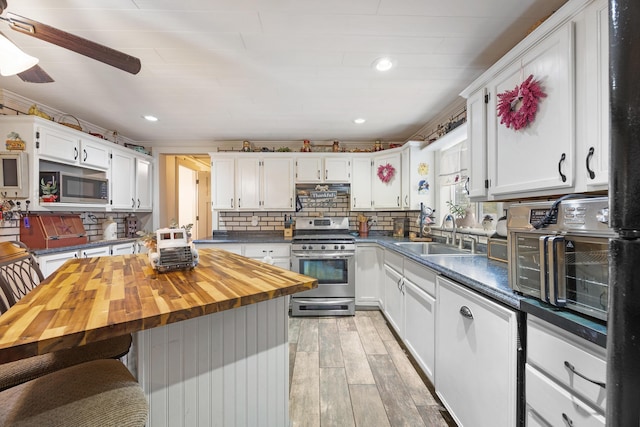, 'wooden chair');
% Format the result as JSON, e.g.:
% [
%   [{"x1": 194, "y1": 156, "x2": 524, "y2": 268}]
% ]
[{"x1": 0, "y1": 241, "x2": 133, "y2": 391}]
